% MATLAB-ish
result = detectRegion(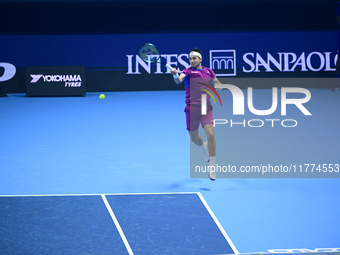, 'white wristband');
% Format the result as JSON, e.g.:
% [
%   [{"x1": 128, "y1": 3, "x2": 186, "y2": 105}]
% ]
[{"x1": 173, "y1": 74, "x2": 179, "y2": 79}]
